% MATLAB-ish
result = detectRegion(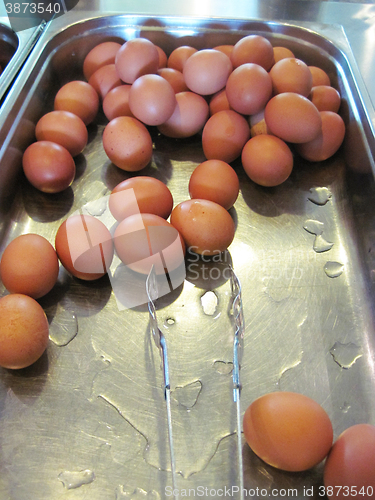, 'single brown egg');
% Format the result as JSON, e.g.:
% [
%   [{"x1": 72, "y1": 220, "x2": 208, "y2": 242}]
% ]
[
  {"x1": 22, "y1": 141, "x2": 76, "y2": 193},
  {"x1": 0, "y1": 234, "x2": 59, "y2": 299},
  {"x1": 83, "y1": 41, "x2": 122, "y2": 80},
  {"x1": 35, "y1": 111, "x2": 88, "y2": 157},
  {"x1": 54, "y1": 80, "x2": 99, "y2": 125},
  {"x1": 0, "y1": 294, "x2": 49, "y2": 369},
  {"x1": 55, "y1": 214, "x2": 114, "y2": 281}
]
